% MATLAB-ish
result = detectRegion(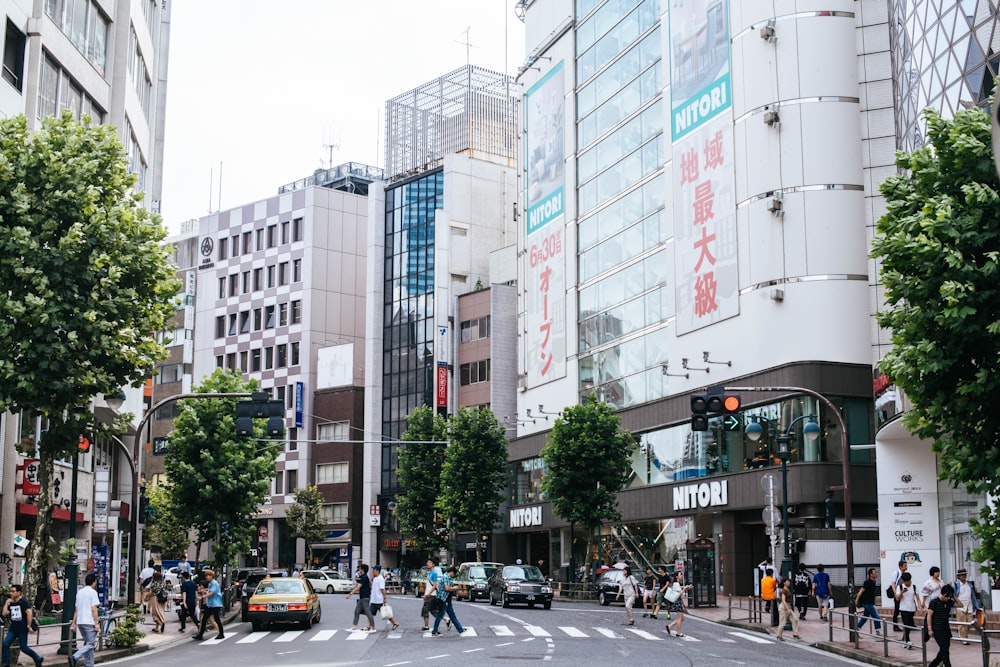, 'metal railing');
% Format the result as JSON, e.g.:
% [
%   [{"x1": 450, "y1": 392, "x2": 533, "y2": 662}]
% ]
[{"x1": 726, "y1": 594, "x2": 766, "y2": 624}]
